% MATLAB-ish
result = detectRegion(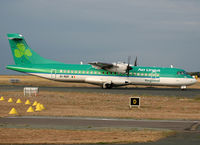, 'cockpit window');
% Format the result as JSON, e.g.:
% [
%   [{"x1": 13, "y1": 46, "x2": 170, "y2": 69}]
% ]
[{"x1": 177, "y1": 71, "x2": 187, "y2": 75}]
